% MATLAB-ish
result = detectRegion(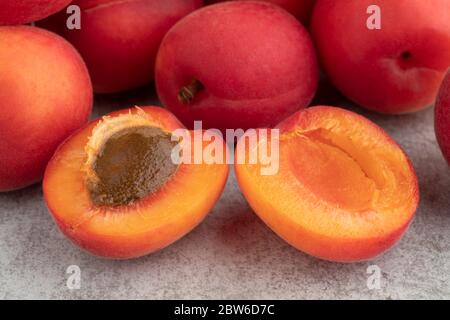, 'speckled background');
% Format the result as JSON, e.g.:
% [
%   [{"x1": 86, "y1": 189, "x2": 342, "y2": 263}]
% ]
[{"x1": 1, "y1": 84, "x2": 449, "y2": 300}]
